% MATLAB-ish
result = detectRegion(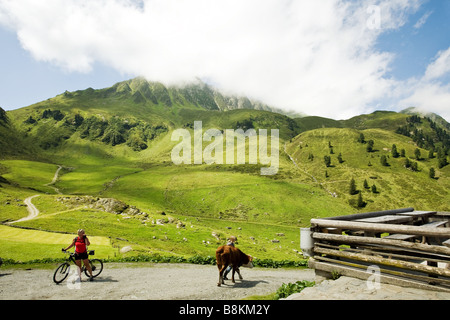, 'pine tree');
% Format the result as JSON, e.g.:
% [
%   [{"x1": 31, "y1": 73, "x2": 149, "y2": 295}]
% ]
[
  {"x1": 357, "y1": 192, "x2": 365, "y2": 208},
  {"x1": 324, "y1": 155, "x2": 331, "y2": 167},
  {"x1": 391, "y1": 144, "x2": 399, "y2": 158},
  {"x1": 438, "y1": 156, "x2": 448, "y2": 169},
  {"x1": 337, "y1": 153, "x2": 344, "y2": 163},
  {"x1": 366, "y1": 140, "x2": 374, "y2": 152},
  {"x1": 349, "y1": 178, "x2": 358, "y2": 195},
  {"x1": 414, "y1": 148, "x2": 421, "y2": 160},
  {"x1": 429, "y1": 167, "x2": 436, "y2": 179},
  {"x1": 404, "y1": 158, "x2": 411, "y2": 168},
  {"x1": 380, "y1": 155, "x2": 388, "y2": 166},
  {"x1": 400, "y1": 149, "x2": 406, "y2": 157},
  {"x1": 371, "y1": 184, "x2": 378, "y2": 193},
  {"x1": 358, "y1": 133, "x2": 365, "y2": 144},
  {"x1": 428, "y1": 149, "x2": 435, "y2": 159},
  {"x1": 437, "y1": 148, "x2": 449, "y2": 169},
  {"x1": 363, "y1": 179, "x2": 369, "y2": 189}
]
